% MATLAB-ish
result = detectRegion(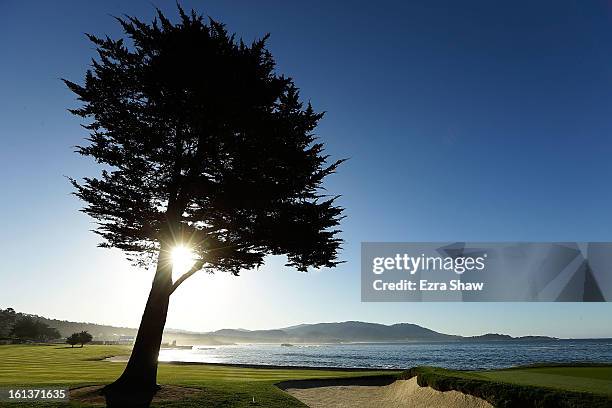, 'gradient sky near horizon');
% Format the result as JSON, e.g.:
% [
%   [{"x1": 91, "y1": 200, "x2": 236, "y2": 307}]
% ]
[{"x1": 1, "y1": 0, "x2": 612, "y2": 338}]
